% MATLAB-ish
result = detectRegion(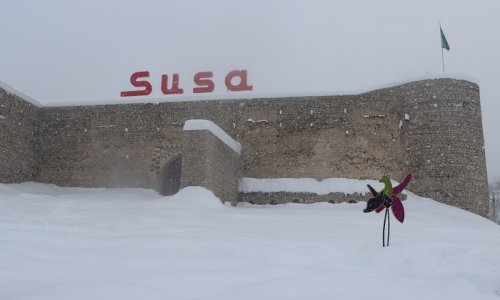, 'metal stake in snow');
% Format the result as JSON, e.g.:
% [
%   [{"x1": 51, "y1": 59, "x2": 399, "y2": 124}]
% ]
[{"x1": 382, "y1": 207, "x2": 390, "y2": 247}]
